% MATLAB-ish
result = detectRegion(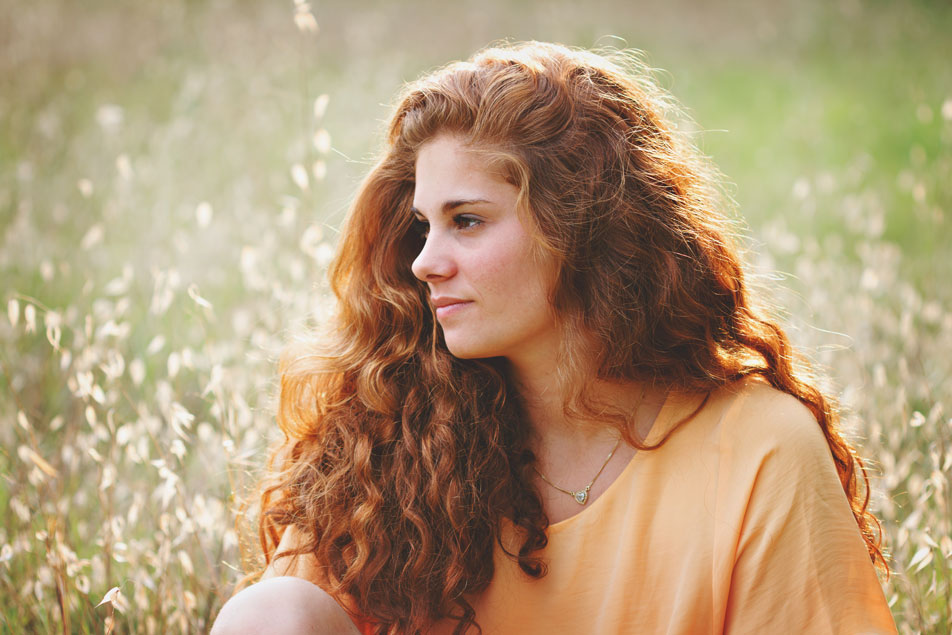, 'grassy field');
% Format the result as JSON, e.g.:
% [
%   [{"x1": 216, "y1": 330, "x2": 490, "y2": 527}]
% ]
[{"x1": 1, "y1": 0, "x2": 950, "y2": 632}]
